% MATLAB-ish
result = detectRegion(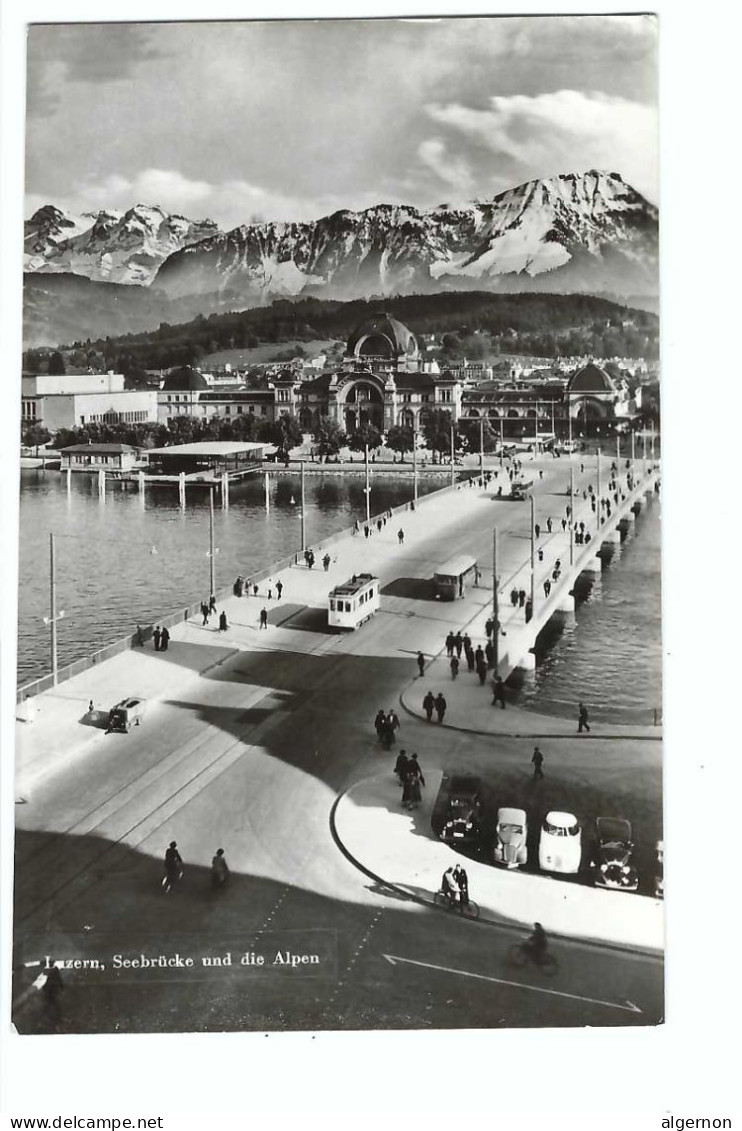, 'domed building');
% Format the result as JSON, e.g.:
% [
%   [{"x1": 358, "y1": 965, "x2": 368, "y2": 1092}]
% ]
[
  {"x1": 345, "y1": 312, "x2": 420, "y2": 368},
  {"x1": 566, "y1": 362, "x2": 634, "y2": 422},
  {"x1": 161, "y1": 367, "x2": 210, "y2": 392}
]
